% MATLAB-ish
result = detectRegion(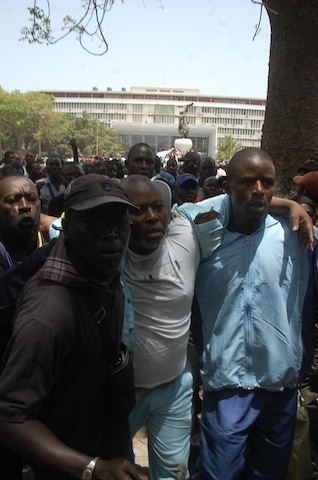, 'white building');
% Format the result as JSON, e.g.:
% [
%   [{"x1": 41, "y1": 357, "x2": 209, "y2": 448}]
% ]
[{"x1": 42, "y1": 86, "x2": 266, "y2": 157}]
